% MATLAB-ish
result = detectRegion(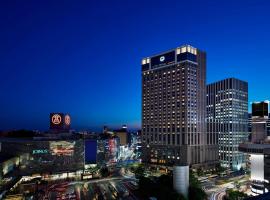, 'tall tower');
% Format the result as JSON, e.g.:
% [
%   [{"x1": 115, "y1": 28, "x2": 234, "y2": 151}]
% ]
[
  {"x1": 251, "y1": 101, "x2": 269, "y2": 143},
  {"x1": 207, "y1": 78, "x2": 248, "y2": 170},
  {"x1": 141, "y1": 45, "x2": 211, "y2": 168}
]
